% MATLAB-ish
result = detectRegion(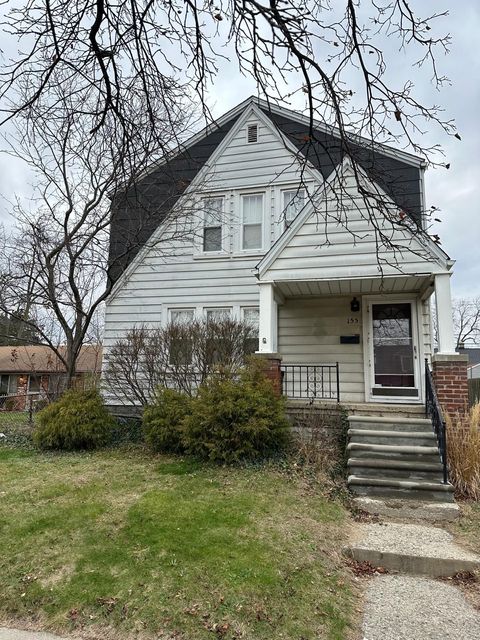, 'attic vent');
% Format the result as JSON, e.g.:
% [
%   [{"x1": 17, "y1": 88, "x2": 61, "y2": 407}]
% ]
[{"x1": 247, "y1": 123, "x2": 258, "y2": 143}]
